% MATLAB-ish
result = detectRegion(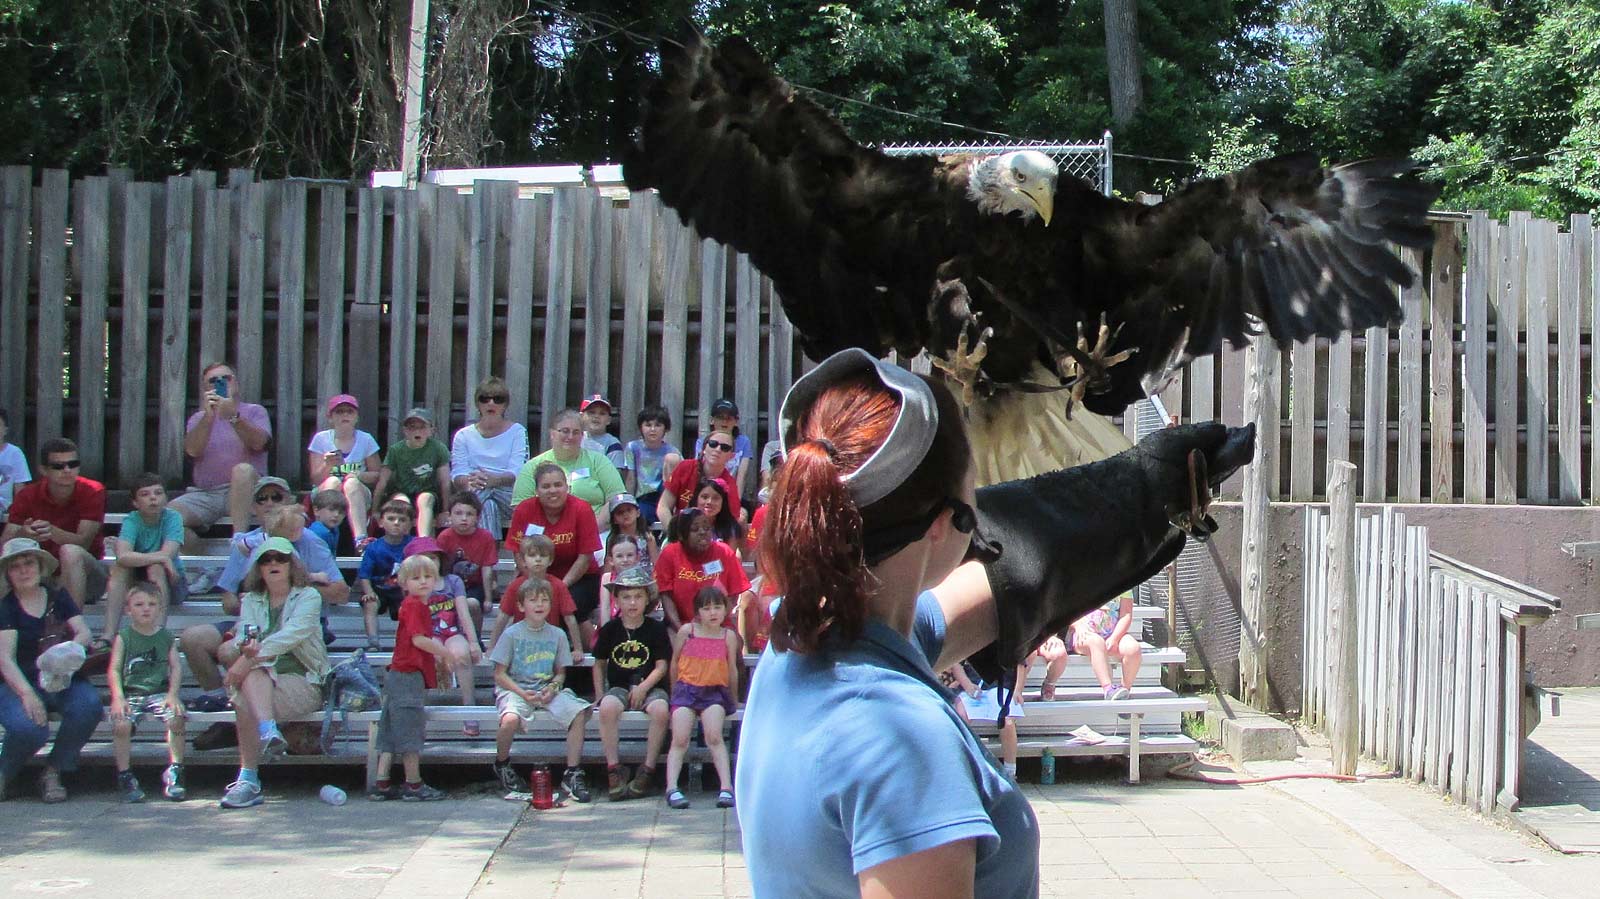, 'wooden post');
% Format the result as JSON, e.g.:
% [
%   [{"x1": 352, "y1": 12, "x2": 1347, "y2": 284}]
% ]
[
  {"x1": 1239, "y1": 336, "x2": 1277, "y2": 708},
  {"x1": 400, "y1": 0, "x2": 431, "y2": 187},
  {"x1": 1327, "y1": 461, "x2": 1359, "y2": 775}
]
